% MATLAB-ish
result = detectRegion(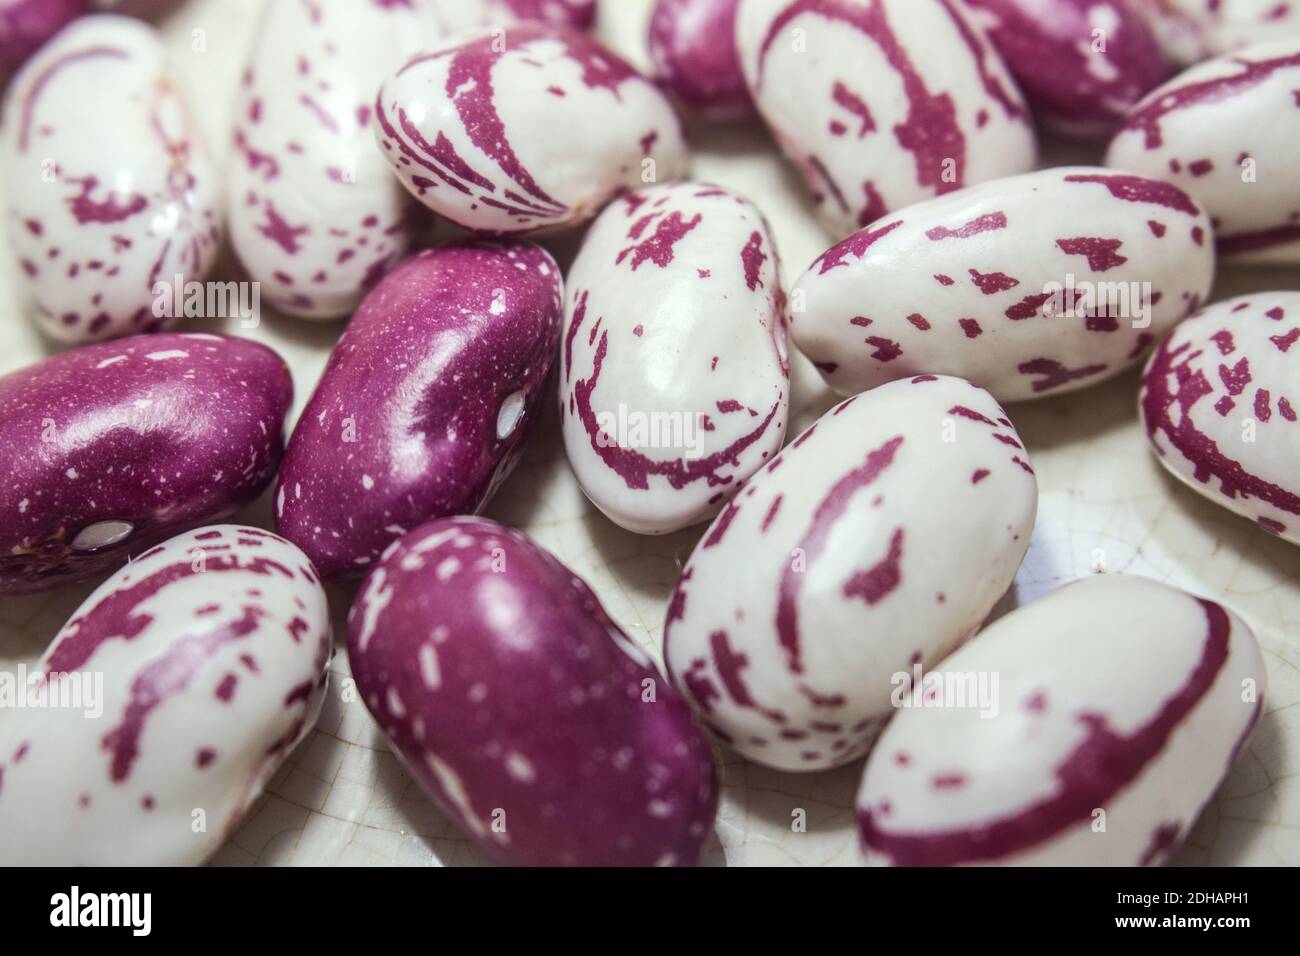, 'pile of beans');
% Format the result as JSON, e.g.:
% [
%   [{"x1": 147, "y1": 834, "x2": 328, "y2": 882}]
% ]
[{"x1": 0, "y1": 0, "x2": 1291, "y2": 866}]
